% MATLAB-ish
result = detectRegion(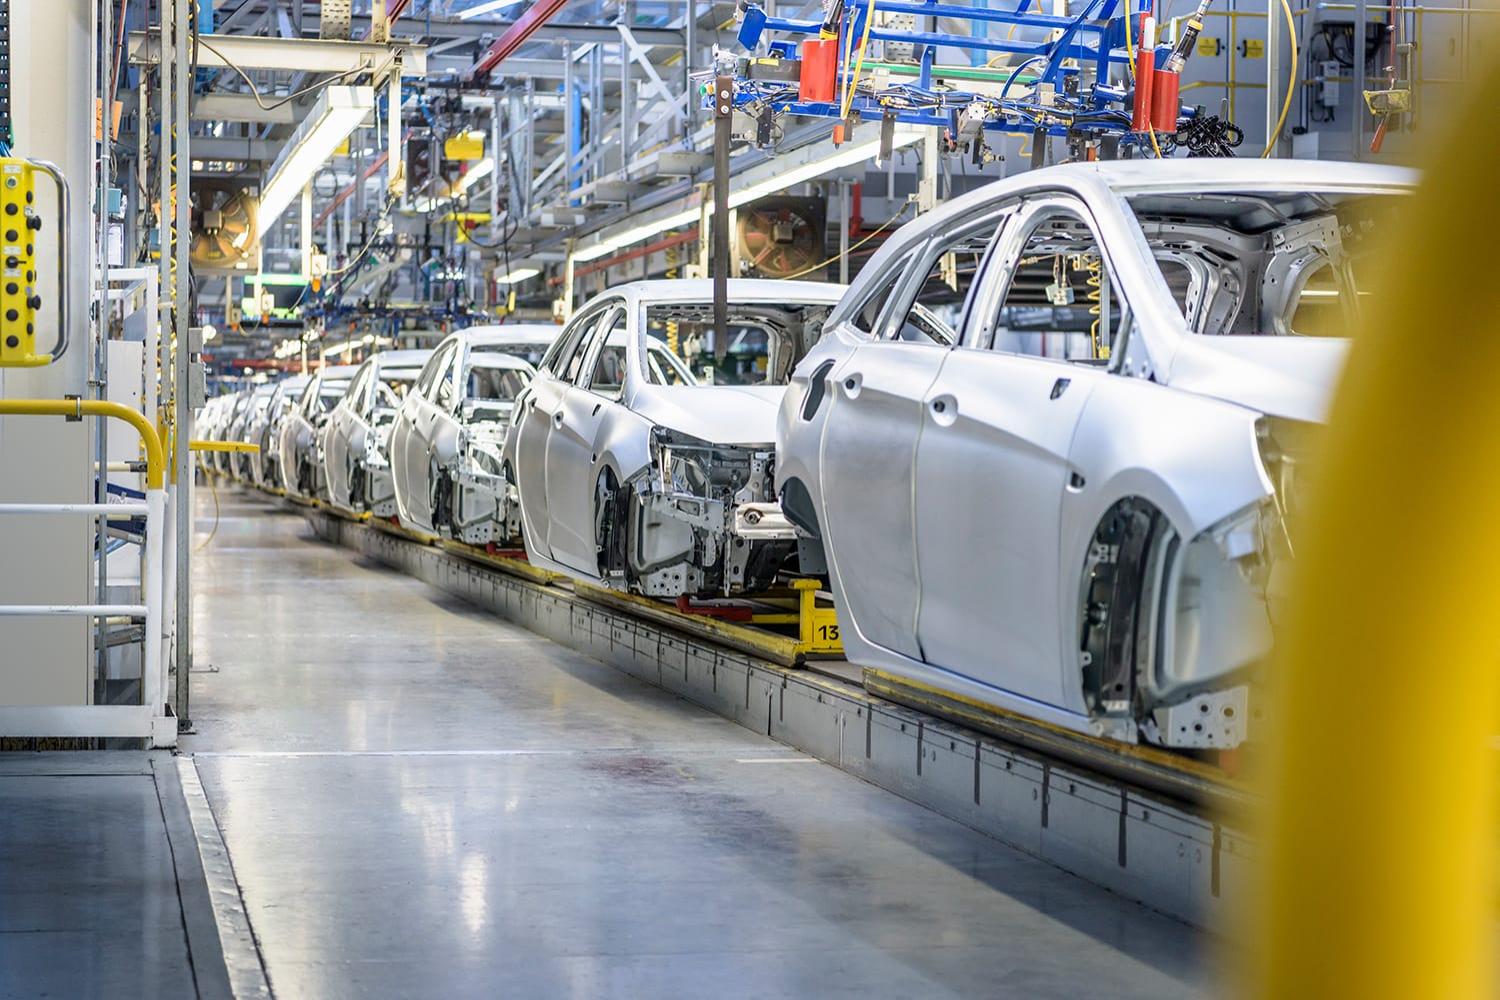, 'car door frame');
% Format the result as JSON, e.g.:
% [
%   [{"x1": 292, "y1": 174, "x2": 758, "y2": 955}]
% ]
[
  {"x1": 395, "y1": 339, "x2": 457, "y2": 528},
  {"x1": 812, "y1": 204, "x2": 1017, "y2": 664},
  {"x1": 513, "y1": 302, "x2": 614, "y2": 560},
  {"x1": 326, "y1": 361, "x2": 373, "y2": 509},
  {"x1": 906, "y1": 191, "x2": 1142, "y2": 724},
  {"x1": 545, "y1": 300, "x2": 630, "y2": 575}
]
